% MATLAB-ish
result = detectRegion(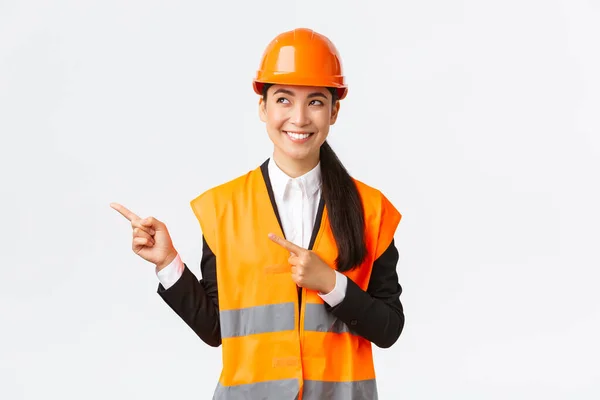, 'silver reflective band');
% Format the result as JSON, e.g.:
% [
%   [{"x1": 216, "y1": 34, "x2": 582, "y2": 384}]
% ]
[
  {"x1": 303, "y1": 303, "x2": 355, "y2": 334},
  {"x1": 303, "y1": 379, "x2": 378, "y2": 400},
  {"x1": 220, "y1": 302, "x2": 295, "y2": 338},
  {"x1": 213, "y1": 379, "x2": 299, "y2": 400}
]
